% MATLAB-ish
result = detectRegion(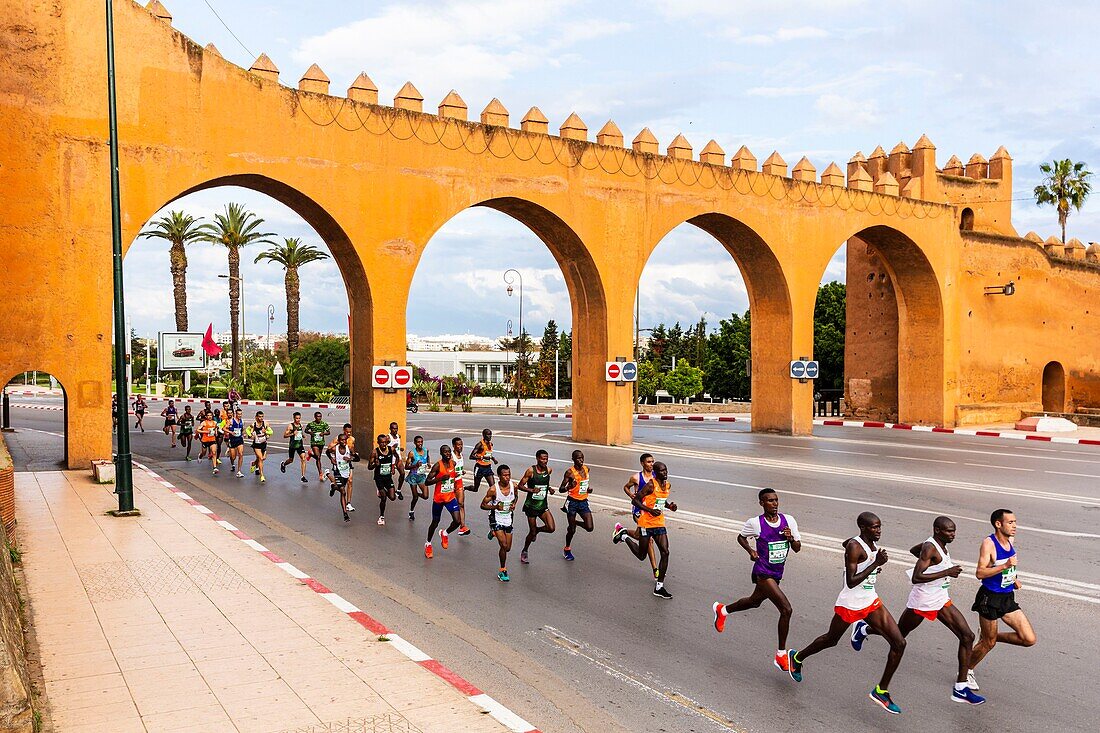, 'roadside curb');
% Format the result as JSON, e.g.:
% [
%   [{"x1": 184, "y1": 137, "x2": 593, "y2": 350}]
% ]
[
  {"x1": 8, "y1": 404, "x2": 63, "y2": 411},
  {"x1": 518, "y1": 412, "x2": 741, "y2": 422},
  {"x1": 814, "y1": 418, "x2": 1100, "y2": 447},
  {"x1": 122, "y1": 395, "x2": 349, "y2": 410},
  {"x1": 135, "y1": 462, "x2": 539, "y2": 733}
]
